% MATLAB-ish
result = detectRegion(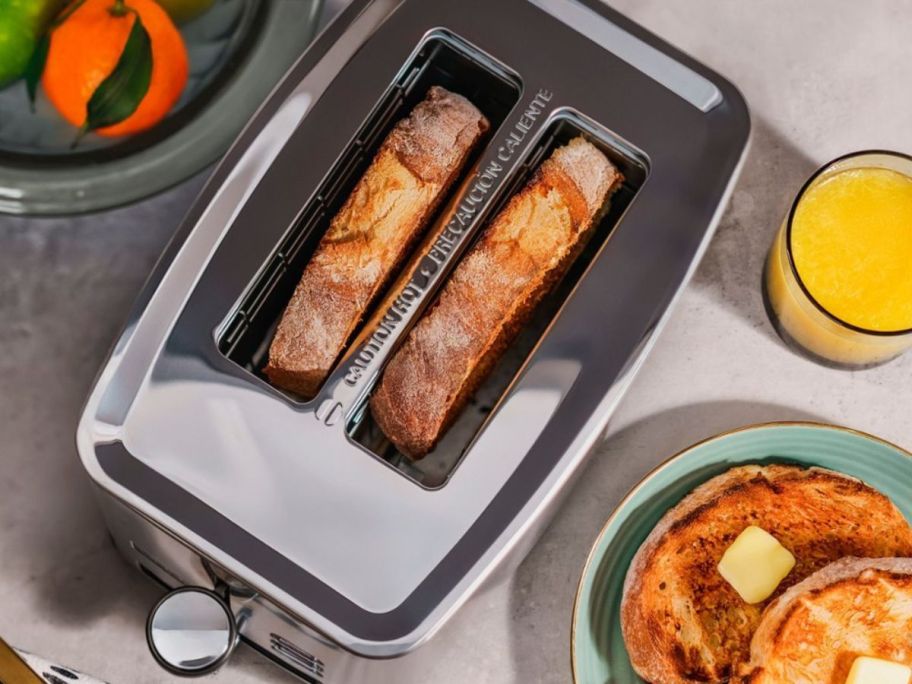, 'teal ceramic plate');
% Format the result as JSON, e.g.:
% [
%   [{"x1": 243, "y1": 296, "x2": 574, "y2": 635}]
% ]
[
  {"x1": 0, "y1": 0, "x2": 322, "y2": 215},
  {"x1": 571, "y1": 421, "x2": 912, "y2": 683}
]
